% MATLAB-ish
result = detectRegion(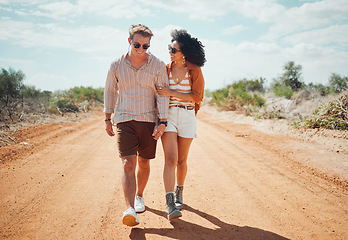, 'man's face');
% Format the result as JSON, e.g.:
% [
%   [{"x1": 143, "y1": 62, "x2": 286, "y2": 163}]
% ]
[{"x1": 129, "y1": 33, "x2": 151, "y2": 57}]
